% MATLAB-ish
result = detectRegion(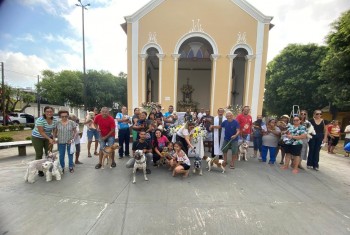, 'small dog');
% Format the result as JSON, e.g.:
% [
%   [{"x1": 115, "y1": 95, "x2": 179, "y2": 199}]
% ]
[
  {"x1": 132, "y1": 150, "x2": 148, "y2": 184},
  {"x1": 42, "y1": 161, "x2": 54, "y2": 182},
  {"x1": 238, "y1": 141, "x2": 249, "y2": 161},
  {"x1": 305, "y1": 122, "x2": 316, "y2": 140},
  {"x1": 24, "y1": 159, "x2": 50, "y2": 183},
  {"x1": 202, "y1": 156, "x2": 226, "y2": 173},
  {"x1": 156, "y1": 147, "x2": 169, "y2": 167},
  {"x1": 101, "y1": 143, "x2": 119, "y2": 169},
  {"x1": 192, "y1": 156, "x2": 203, "y2": 175}
]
